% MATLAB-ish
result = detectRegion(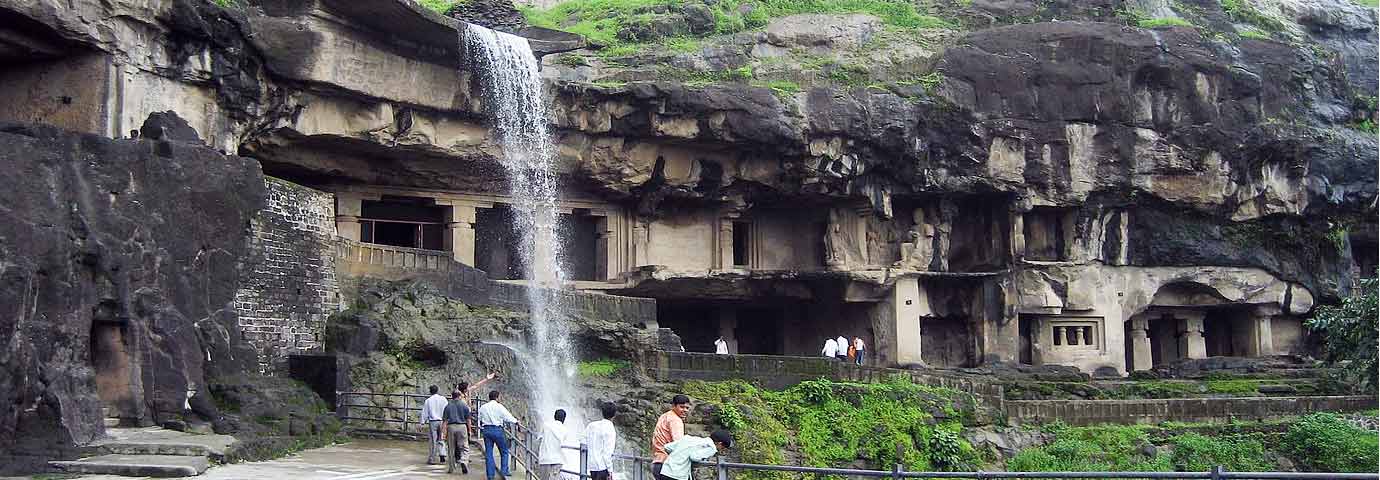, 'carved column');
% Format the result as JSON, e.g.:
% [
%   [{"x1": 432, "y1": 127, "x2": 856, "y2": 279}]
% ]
[
  {"x1": 716, "y1": 216, "x2": 736, "y2": 269},
  {"x1": 632, "y1": 220, "x2": 650, "y2": 267},
  {"x1": 335, "y1": 194, "x2": 363, "y2": 241},
  {"x1": 1177, "y1": 313, "x2": 1207, "y2": 360},
  {"x1": 1252, "y1": 306, "x2": 1277, "y2": 357},
  {"x1": 595, "y1": 216, "x2": 612, "y2": 281},
  {"x1": 1129, "y1": 316, "x2": 1153, "y2": 371},
  {"x1": 447, "y1": 204, "x2": 477, "y2": 266}
]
